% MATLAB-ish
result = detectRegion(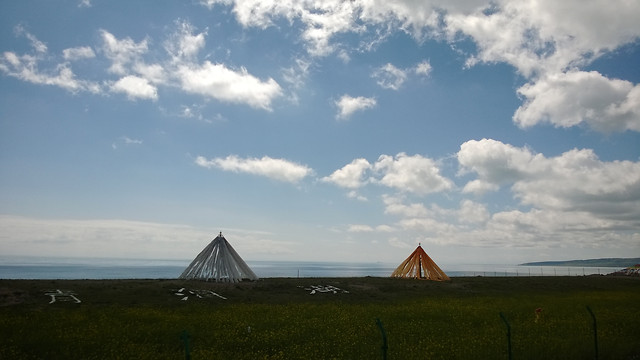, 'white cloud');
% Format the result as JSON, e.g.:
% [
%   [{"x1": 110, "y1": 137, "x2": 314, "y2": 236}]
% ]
[
  {"x1": 110, "y1": 75, "x2": 158, "y2": 100},
  {"x1": 372, "y1": 61, "x2": 432, "y2": 90},
  {"x1": 382, "y1": 195, "x2": 429, "y2": 218},
  {"x1": 374, "y1": 153, "x2": 453, "y2": 195},
  {"x1": 195, "y1": 155, "x2": 312, "y2": 183},
  {"x1": 62, "y1": 46, "x2": 96, "y2": 61},
  {"x1": 177, "y1": 62, "x2": 282, "y2": 110},
  {"x1": 0, "y1": 52, "x2": 99, "y2": 93},
  {"x1": 445, "y1": 0, "x2": 640, "y2": 77},
  {"x1": 281, "y1": 57, "x2": 311, "y2": 90},
  {"x1": 336, "y1": 140, "x2": 639, "y2": 251},
  {"x1": 200, "y1": 0, "x2": 632, "y2": 76},
  {"x1": 461, "y1": 179, "x2": 499, "y2": 195},
  {"x1": 514, "y1": 71, "x2": 640, "y2": 133},
  {"x1": 15, "y1": 25, "x2": 48, "y2": 53},
  {"x1": 122, "y1": 136, "x2": 143, "y2": 145},
  {"x1": 100, "y1": 30, "x2": 149, "y2": 75},
  {"x1": 133, "y1": 63, "x2": 167, "y2": 85},
  {"x1": 335, "y1": 95, "x2": 376, "y2": 120},
  {"x1": 165, "y1": 20, "x2": 207, "y2": 61},
  {"x1": 337, "y1": 49, "x2": 351, "y2": 63},
  {"x1": 321, "y1": 158, "x2": 371, "y2": 188},
  {"x1": 458, "y1": 138, "x2": 538, "y2": 186},
  {"x1": 202, "y1": 1, "x2": 640, "y2": 133},
  {"x1": 0, "y1": 29, "x2": 101, "y2": 94},
  {"x1": 458, "y1": 199, "x2": 490, "y2": 223},
  {"x1": 458, "y1": 138, "x2": 640, "y2": 222},
  {"x1": 346, "y1": 190, "x2": 368, "y2": 201},
  {"x1": 324, "y1": 153, "x2": 453, "y2": 197},
  {"x1": 372, "y1": 63, "x2": 407, "y2": 90},
  {"x1": 202, "y1": 0, "x2": 361, "y2": 56},
  {"x1": 414, "y1": 60, "x2": 432, "y2": 76}
]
